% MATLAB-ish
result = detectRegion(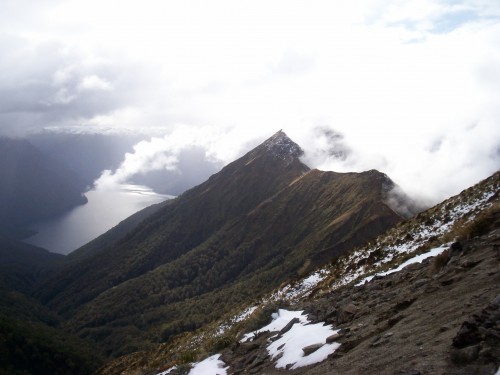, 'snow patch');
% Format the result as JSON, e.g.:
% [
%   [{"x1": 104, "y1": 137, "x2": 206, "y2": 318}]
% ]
[
  {"x1": 188, "y1": 354, "x2": 228, "y2": 375},
  {"x1": 216, "y1": 305, "x2": 258, "y2": 335},
  {"x1": 269, "y1": 270, "x2": 329, "y2": 303},
  {"x1": 241, "y1": 309, "x2": 307, "y2": 342},
  {"x1": 263, "y1": 131, "x2": 302, "y2": 161},
  {"x1": 356, "y1": 245, "x2": 448, "y2": 286},
  {"x1": 235, "y1": 306, "x2": 257, "y2": 323},
  {"x1": 328, "y1": 184, "x2": 496, "y2": 293},
  {"x1": 268, "y1": 321, "x2": 340, "y2": 369},
  {"x1": 242, "y1": 309, "x2": 340, "y2": 369},
  {"x1": 156, "y1": 366, "x2": 177, "y2": 374}
]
